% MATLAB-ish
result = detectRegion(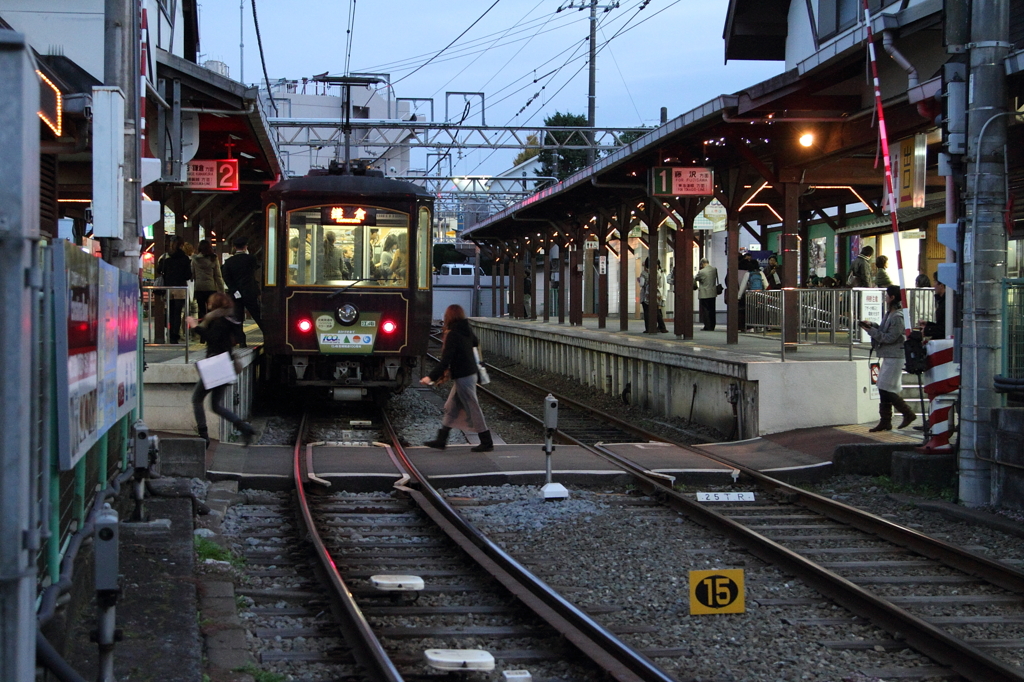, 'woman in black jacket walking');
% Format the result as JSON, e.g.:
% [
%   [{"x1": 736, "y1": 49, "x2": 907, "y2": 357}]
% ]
[
  {"x1": 186, "y1": 292, "x2": 255, "y2": 447},
  {"x1": 420, "y1": 304, "x2": 492, "y2": 452}
]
